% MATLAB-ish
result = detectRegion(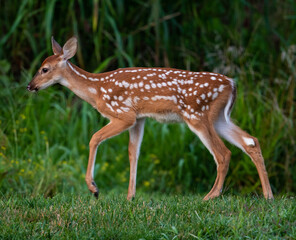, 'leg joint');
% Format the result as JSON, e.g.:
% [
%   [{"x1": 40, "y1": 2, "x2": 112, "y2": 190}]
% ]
[
  {"x1": 243, "y1": 136, "x2": 258, "y2": 147},
  {"x1": 89, "y1": 135, "x2": 102, "y2": 148},
  {"x1": 216, "y1": 148, "x2": 231, "y2": 165}
]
